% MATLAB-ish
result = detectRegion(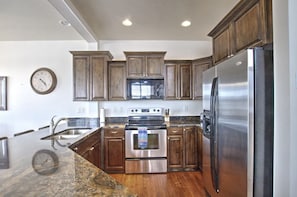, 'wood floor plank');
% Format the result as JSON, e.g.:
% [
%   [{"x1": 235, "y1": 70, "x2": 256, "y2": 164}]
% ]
[{"x1": 110, "y1": 171, "x2": 207, "y2": 197}]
